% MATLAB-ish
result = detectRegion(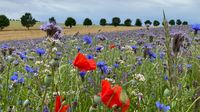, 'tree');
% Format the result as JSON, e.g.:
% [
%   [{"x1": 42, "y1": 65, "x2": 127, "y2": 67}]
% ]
[
  {"x1": 144, "y1": 20, "x2": 152, "y2": 26},
  {"x1": 153, "y1": 20, "x2": 160, "y2": 26},
  {"x1": 176, "y1": 19, "x2": 182, "y2": 25},
  {"x1": 182, "y1": 21, "x2": 188, "y2": 25},
  {"x1": 135, "y1": 18, "x2": 142, "y2": 26},
  {"x1": 65, "y1": 17, "x2": 76, "y2": 28},
  {"x1": 49, "y1": 17, "x2": 56, "y2": 24},
  {"x1": 169, "y1": 19, "x2": 175, "y2": 26},
  {"x1": 112, "y1": 17, "x2": 121, "y2": 27},
  {"x1": 0, "y1": 15, "x2": 10, "y2": 30},
  {"x1": 124, "y1": 19, "x2": 132, "y2": 26},
  {"x1": 100, "y1": 18, "x2": 107, "y2": 26},
  {"x1": 83, "y1": 18, "x2": 92, "y2": 26},
  {"x1": 20, "y1": 13, "x2": 36, "y2": 30}
]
